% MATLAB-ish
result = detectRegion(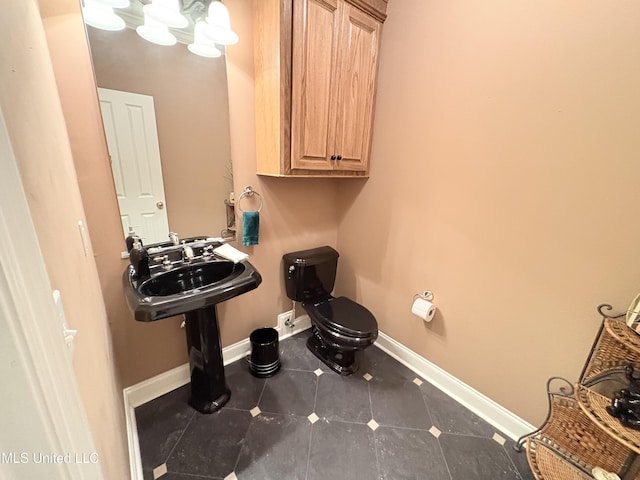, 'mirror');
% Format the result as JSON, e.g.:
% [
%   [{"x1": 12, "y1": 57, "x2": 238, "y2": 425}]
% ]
[{"x1": 84, "y1": 4, "x2": 234, "y2": 246}]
